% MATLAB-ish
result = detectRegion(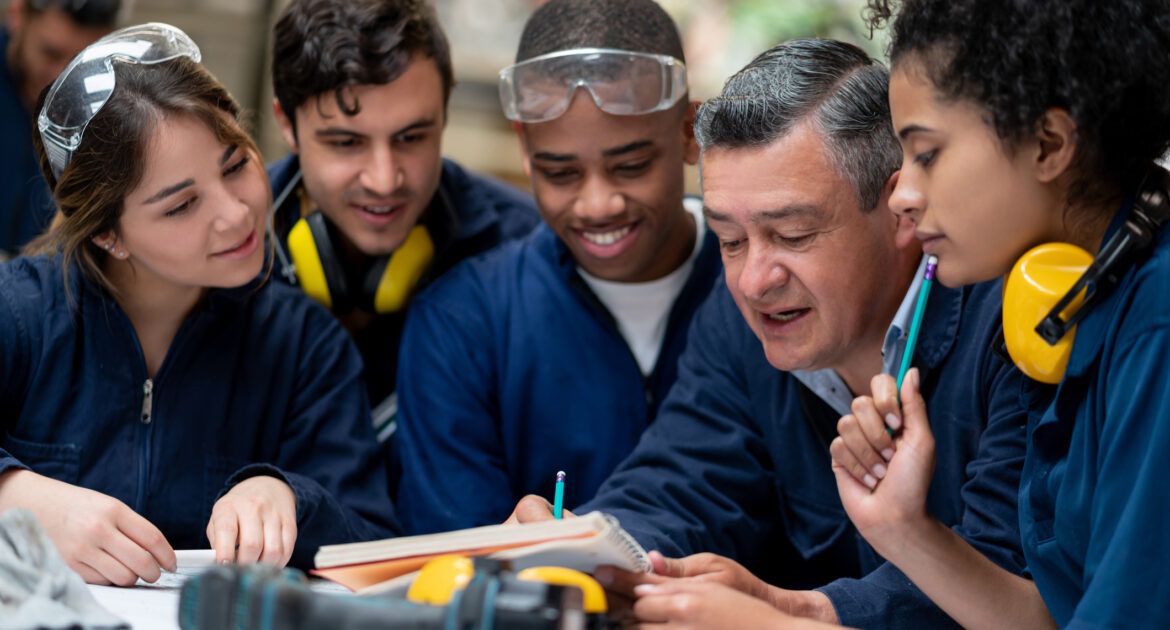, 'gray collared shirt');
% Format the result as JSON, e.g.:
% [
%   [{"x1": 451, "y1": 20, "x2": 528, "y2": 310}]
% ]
[{"x1": 791, "y1": 255, "x2": 928, "y2": 415}]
